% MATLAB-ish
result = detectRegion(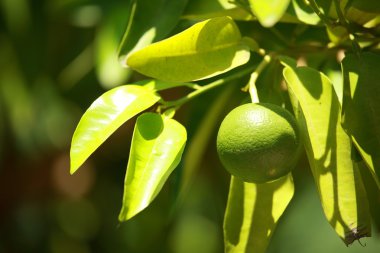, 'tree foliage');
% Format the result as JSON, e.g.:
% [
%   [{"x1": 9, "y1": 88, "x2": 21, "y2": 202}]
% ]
[{"x1": 70, "y1": 0, "x2": 380, "y2": 252}]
